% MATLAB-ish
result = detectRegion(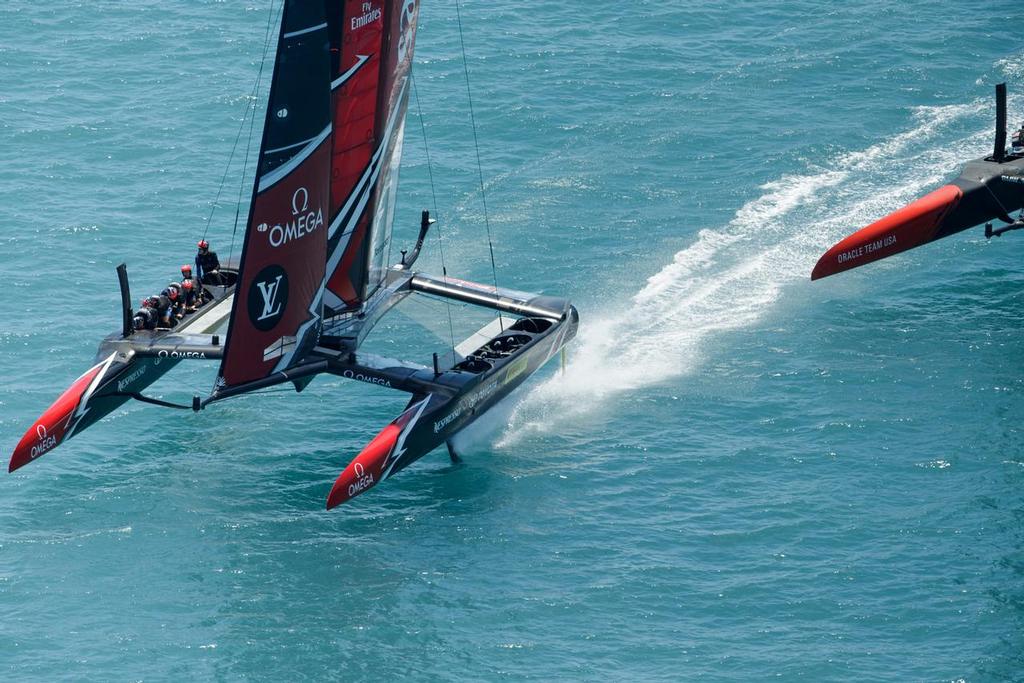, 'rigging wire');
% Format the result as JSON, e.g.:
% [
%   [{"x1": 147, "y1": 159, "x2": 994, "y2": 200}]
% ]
[
  {"x1": 454, "y1": 0, "x2": 503, "y2": 327},
  {"x1": 412, "y1": 73, "x2": 457, "y2": 356},
  {"x1": 201, "y1": 92, "x2": 255, "y2": 243},
  {"x1": 202, "y1": 0, "x2": 276, "y2": 245},
  {"x1": 229, "y1": 0, "x2": 280, "y2": 262}
]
